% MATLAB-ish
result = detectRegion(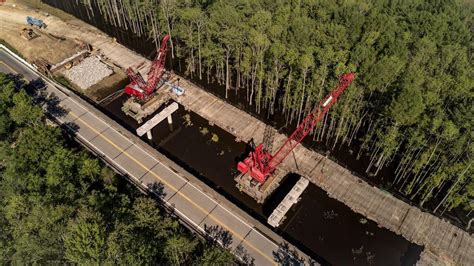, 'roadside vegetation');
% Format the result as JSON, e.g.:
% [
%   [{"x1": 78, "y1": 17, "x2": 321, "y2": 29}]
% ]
[
  {"x1": 0, "y1": 73, "x2": 235, "y2": 264},
  {"x1": 61, "y1": 0, "x2": 474, "y2": 219}
]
